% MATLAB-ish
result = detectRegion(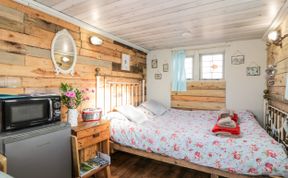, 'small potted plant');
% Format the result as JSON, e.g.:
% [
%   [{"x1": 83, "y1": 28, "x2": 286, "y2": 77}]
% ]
[{"x1": 60, "y1": 83, "x2": 83, "y2": 127}]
